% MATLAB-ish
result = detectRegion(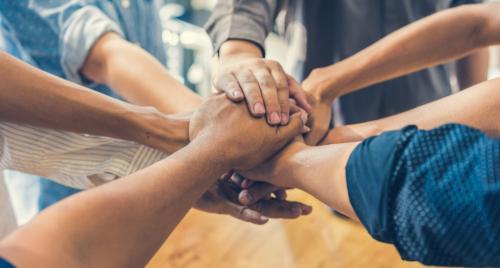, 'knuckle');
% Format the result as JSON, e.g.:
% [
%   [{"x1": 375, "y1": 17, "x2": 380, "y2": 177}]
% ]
[
  {"x1": 258, "y1": 77, "x2": 275, "y2": 88},
  {"x1": 275, "y1": 78, "x2": 289, "y2": 90},
  {"x1": 266, "y1": 59, "x2": 280, "y2": 67},
  {"x1": 238, "y1": 73, "x2": 256, "y2": 84}
]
